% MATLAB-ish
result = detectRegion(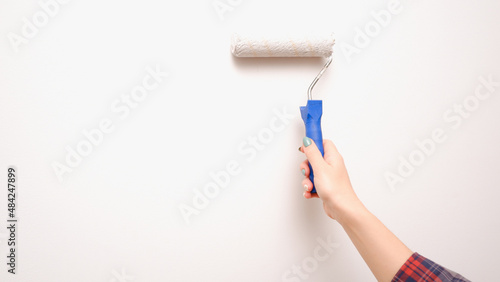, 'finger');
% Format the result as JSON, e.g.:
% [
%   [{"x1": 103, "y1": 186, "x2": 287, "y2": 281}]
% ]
[
  {"x1": 302, "y1": 137, "x2": 326, "y2": 171},
  {"x1": 300, "y1": 160, "x2": 310, "y2": 176},
  {"x1": 323, "y1": 139, "x2": 343, "y2": 165},
  {"x1": 302, "y1": 178, "x2": 313, "y2": 192},
  {"x1": 304, "y1": 191, "x2": 320, "y2": 199}
]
